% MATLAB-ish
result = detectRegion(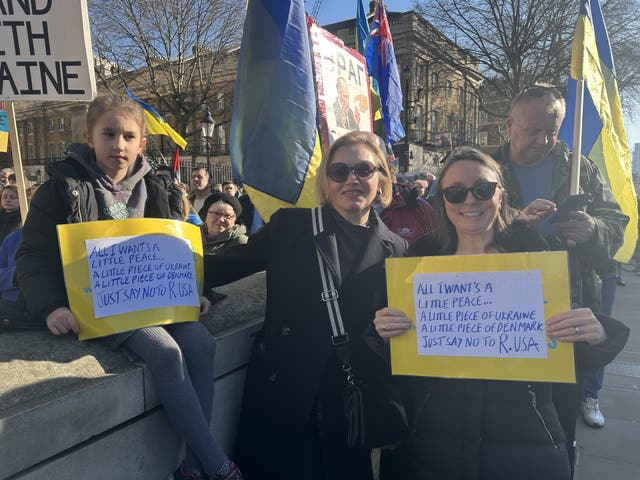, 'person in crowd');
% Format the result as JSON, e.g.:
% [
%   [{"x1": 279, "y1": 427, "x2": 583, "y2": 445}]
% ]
[
  {"x1": 0, "y1": 185, "x2": 21, "y2": 245},
  {"x1": 373, "y1": 148, "x2": 629, "y2": 480},
  {"x1": 0, "y1": 168, "x2": 14, "y2": 186},
  {"x1": 491, "y1": 83, "x2": 628, "y2": 462},
  {"x1": 200, "y1": 193, "x2": 247, "y2": 255},
  {"x1": 0, "y1": 185, "x2": 42, "y2": 332},
  {"x1": 203, "y1": 131, "x2": 406, "y2": 479},
  {"x1": 189, "y1": 167, "x2": 213, "y2": 214},
  {"x1": 425, "y1": 172, "x2": 436, "y2": 189},
  {"x1": 182, "y1": 194, "x2": 203, "y2": 227},
  {"x1": 14, "y1": 95, "x2": 242, "y2": 480},
  {"x1": 237, "y1": 190, "x2": 262, "y2": 235},
  {"x1": 221, "y1": 180, "x2": 239, "y2": 198},
  {"x1": 381, "y1": 183, "x2": 437, "y2": 245},
  {"x1": 412, "y1": 178, "x2": 429, "y2": 199},
  {"x1": 212, "y1": 183, "x2": 223, "y2": 193}
]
